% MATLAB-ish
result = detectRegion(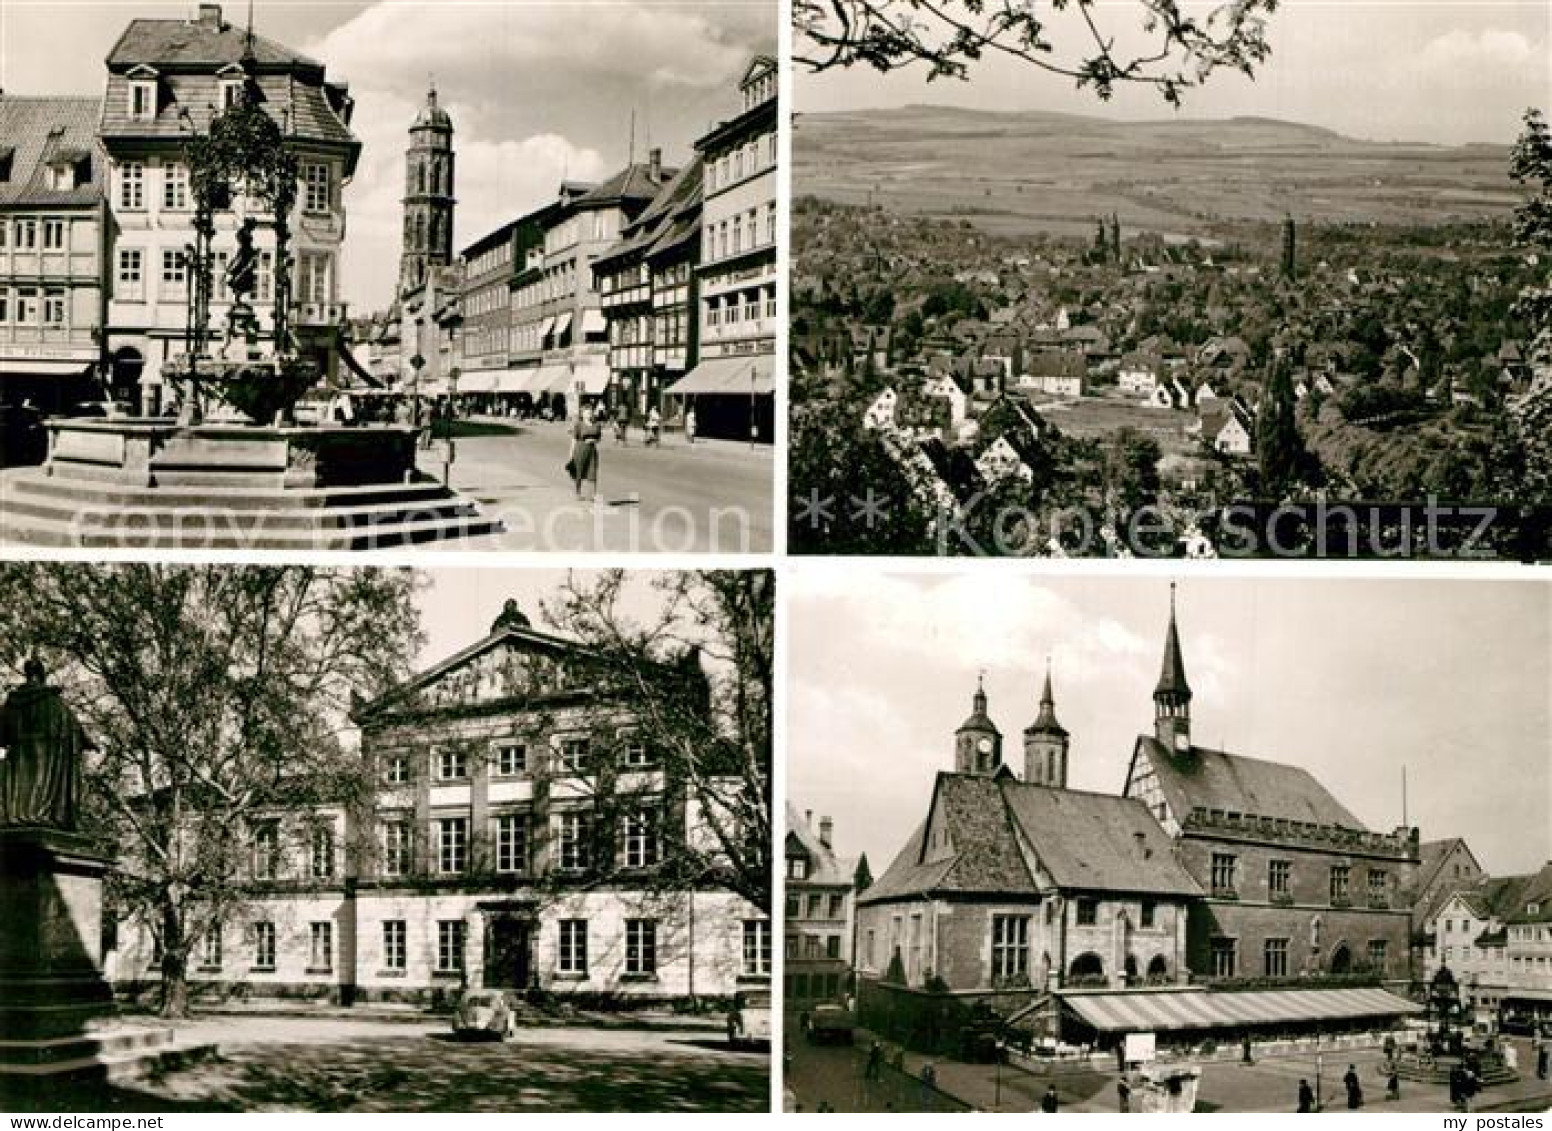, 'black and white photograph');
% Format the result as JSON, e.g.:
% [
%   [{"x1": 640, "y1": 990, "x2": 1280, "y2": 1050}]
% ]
[
  {"x1": 789, "y1": 0, "x2": 1552, "y2": 559},
  {"x1": 0, "y1": 1, "x2": 777, "y2": 552},
  {"x1": 0, "y1": 564, "x2": 773, "y2": 1111},
  {"x1": 785, "y1": 570, "x2": 1552, "y2": 1112}
]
